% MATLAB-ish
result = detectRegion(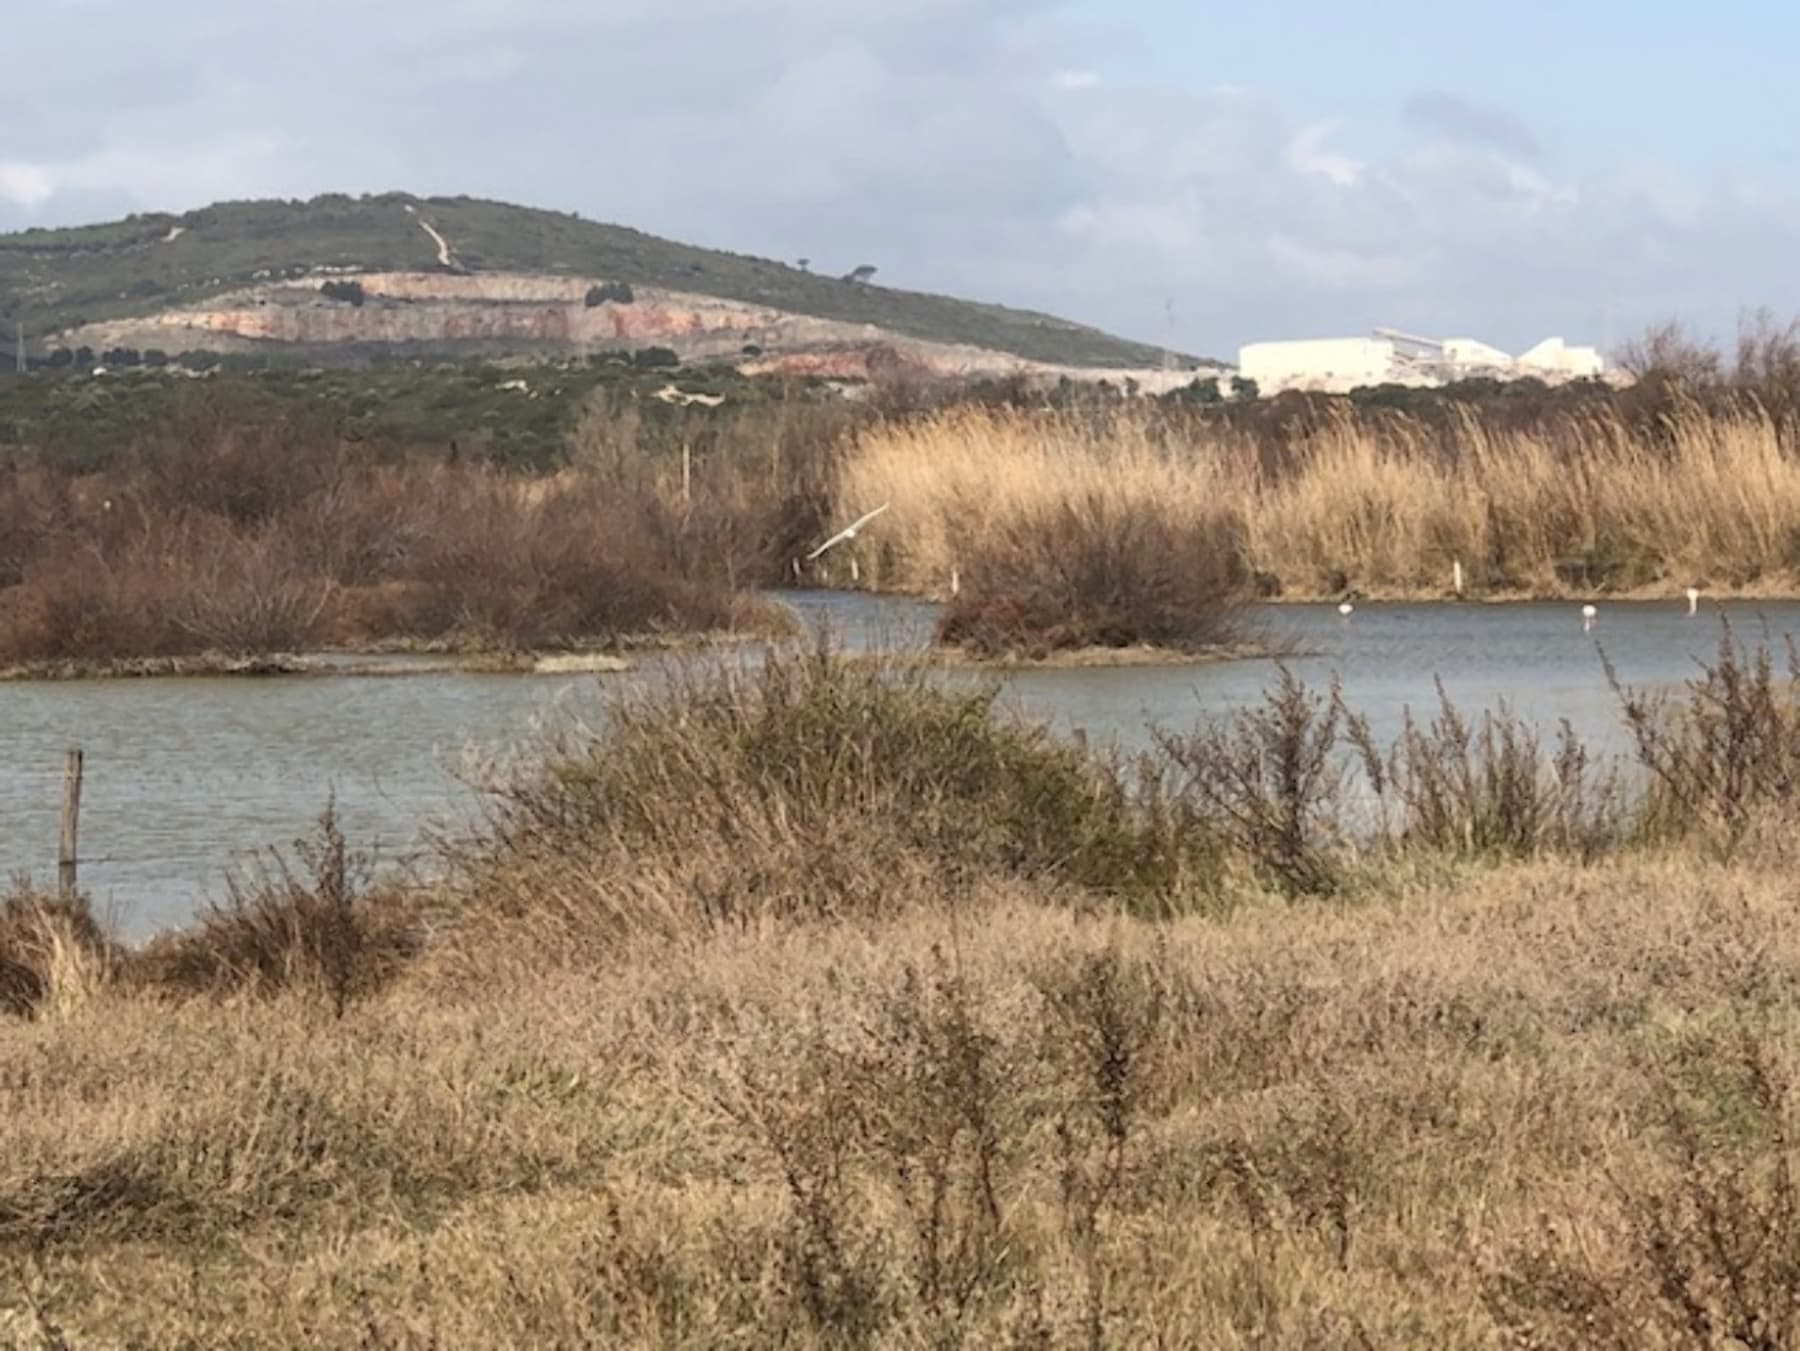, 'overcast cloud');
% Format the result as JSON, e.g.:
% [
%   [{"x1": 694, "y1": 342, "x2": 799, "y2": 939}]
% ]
[{"x1": 1, "y1": 1, "x2": 1794, "y2": 357}]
